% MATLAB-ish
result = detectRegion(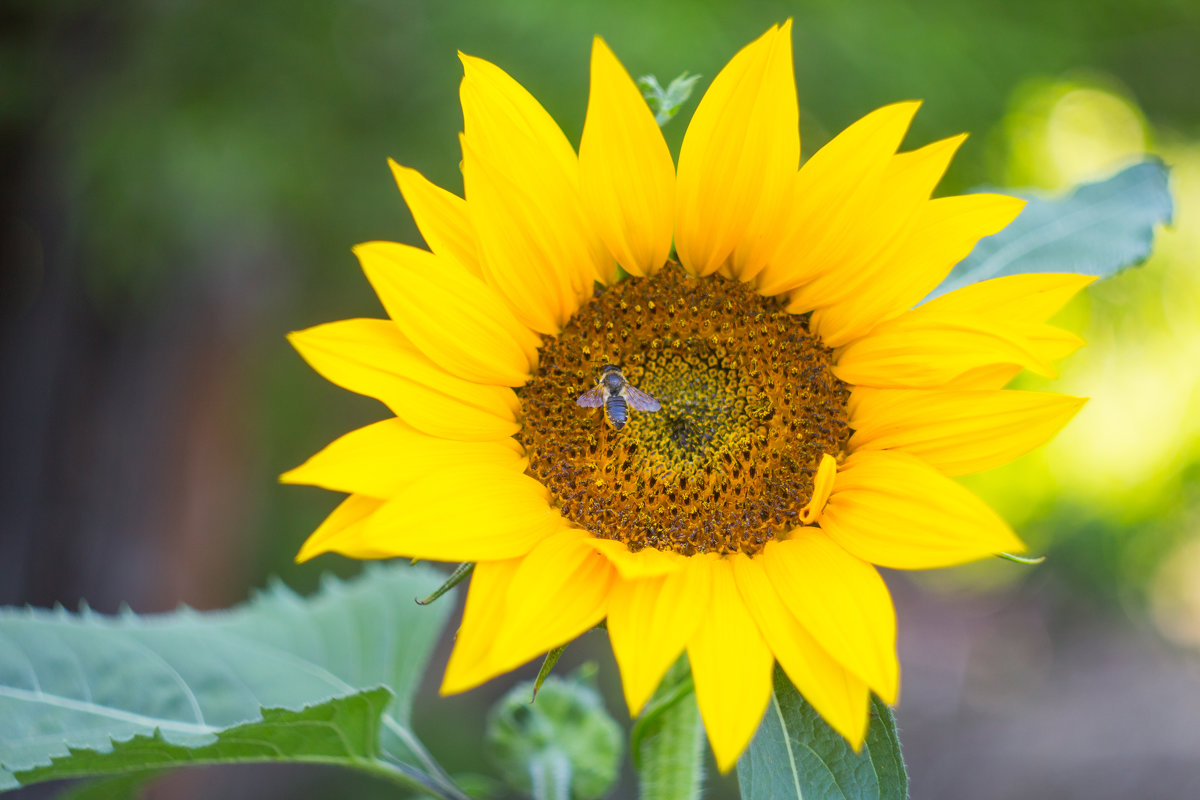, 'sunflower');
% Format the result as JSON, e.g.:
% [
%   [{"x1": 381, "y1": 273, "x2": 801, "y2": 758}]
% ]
[{"x1": 284, "y1": 22, "x2": 1090, "y2": 771}]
